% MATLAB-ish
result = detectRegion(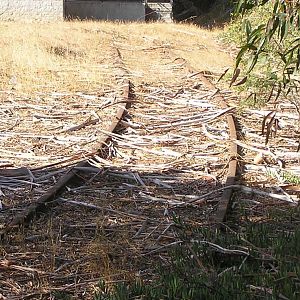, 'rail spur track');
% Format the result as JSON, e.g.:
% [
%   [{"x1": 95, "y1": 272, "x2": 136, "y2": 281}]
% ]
[{"x1": 0, "y1": 43, "x2": 239, "y2": 298}]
